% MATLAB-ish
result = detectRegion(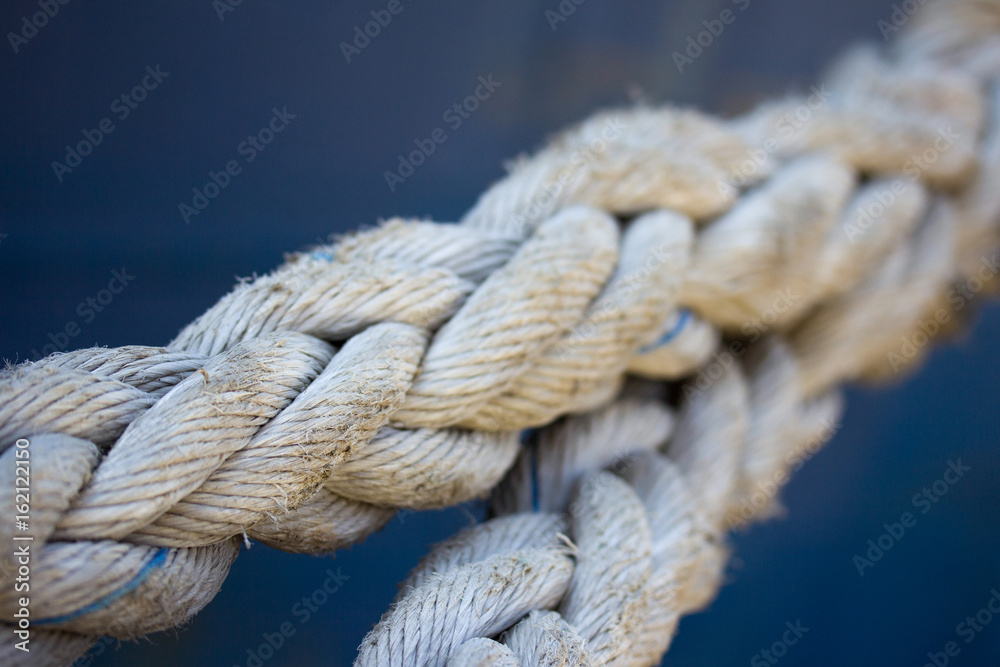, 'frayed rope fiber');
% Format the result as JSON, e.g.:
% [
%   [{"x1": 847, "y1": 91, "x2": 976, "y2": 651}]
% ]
[{"x1": 3, "y1": 0, "x2": 1000, "y2": 665}]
